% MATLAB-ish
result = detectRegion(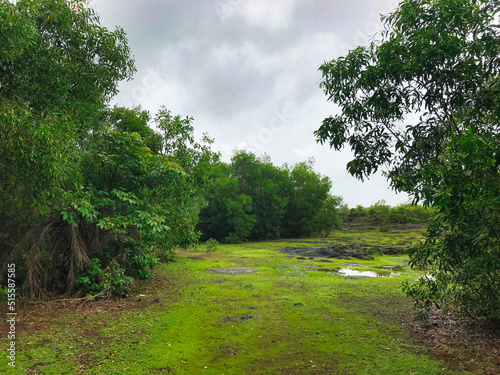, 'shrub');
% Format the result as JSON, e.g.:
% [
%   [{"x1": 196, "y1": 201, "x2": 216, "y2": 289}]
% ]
[
  {"x1": 76, "y1": 258, "x2": 133, "y2": 298},
  {"x1": 206, "y1": 238, "x2": 219, "y2": 252}
]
